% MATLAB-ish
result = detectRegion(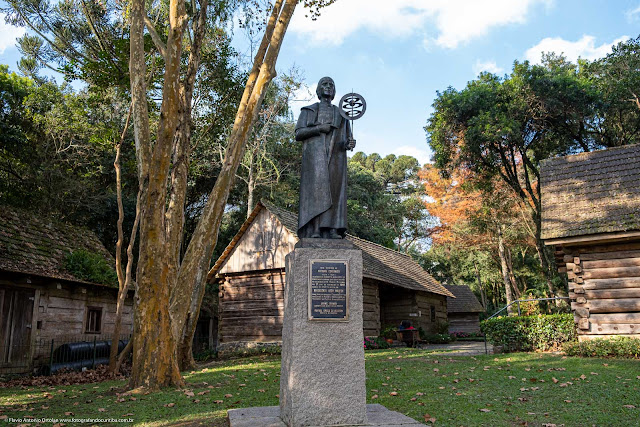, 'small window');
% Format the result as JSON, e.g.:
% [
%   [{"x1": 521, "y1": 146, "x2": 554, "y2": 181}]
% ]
[
  {"x1": 430, "y1": 305, "x2": 436, "y2": 322},
  {"x1": 85, "y1": 307, "x2": 102, "y2": 333}
]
